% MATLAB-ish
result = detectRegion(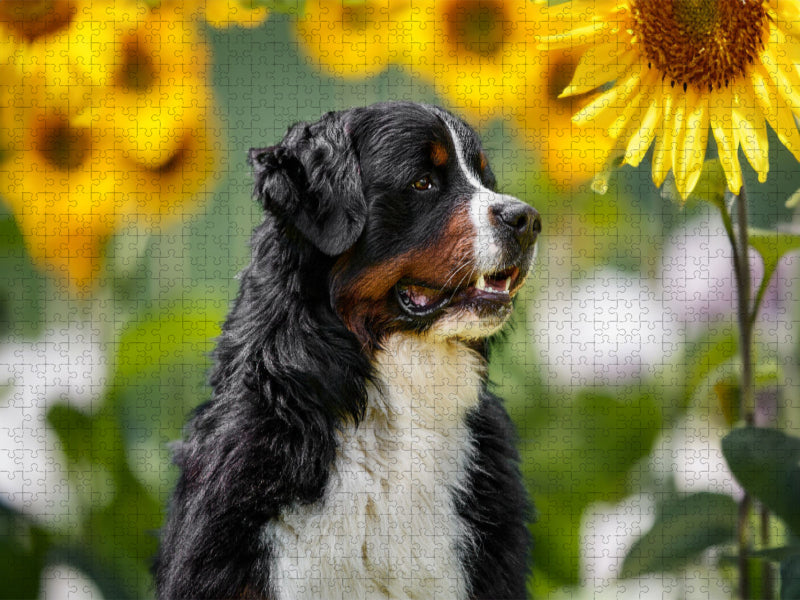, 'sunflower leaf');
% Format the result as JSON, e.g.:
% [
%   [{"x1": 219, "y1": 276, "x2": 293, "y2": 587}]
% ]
[
  {"x1": 620, "y1": 492, "x2": 738, "y2": 578},
  {"x1": 747, "y1": 229, "x2": 800, "y2": 319},
  {"x1": 783, "y1": 554, "x2": 800, "y2": 599},
  {"x1": 721, "y1": 427, "x2": 800, "y2": 536}
]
